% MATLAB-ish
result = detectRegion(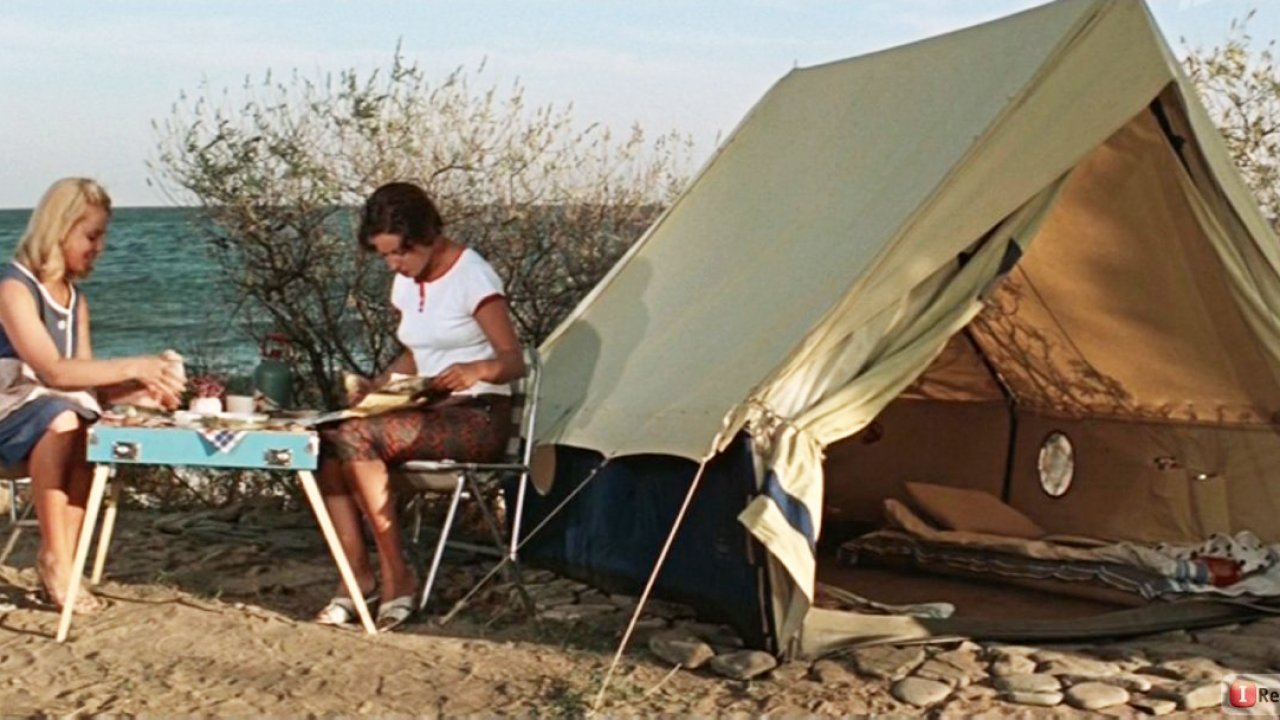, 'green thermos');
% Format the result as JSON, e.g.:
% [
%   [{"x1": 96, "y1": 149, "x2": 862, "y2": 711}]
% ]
[{"x1": 253, "y1": 333, "x2": 293, "y2": 409}]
